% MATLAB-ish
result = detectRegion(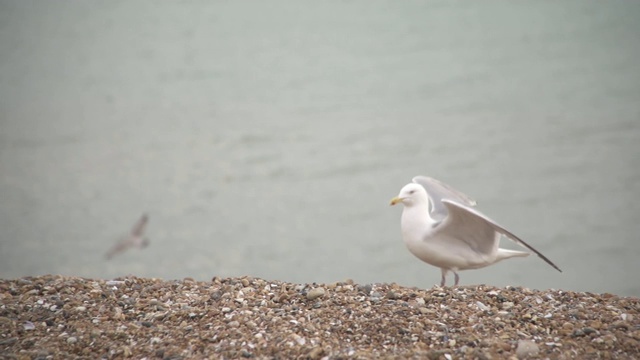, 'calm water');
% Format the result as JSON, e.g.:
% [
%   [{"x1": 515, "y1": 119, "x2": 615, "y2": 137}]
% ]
[{"x1": 1, "y1": 1, "x2": 639, "y2": 296}]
